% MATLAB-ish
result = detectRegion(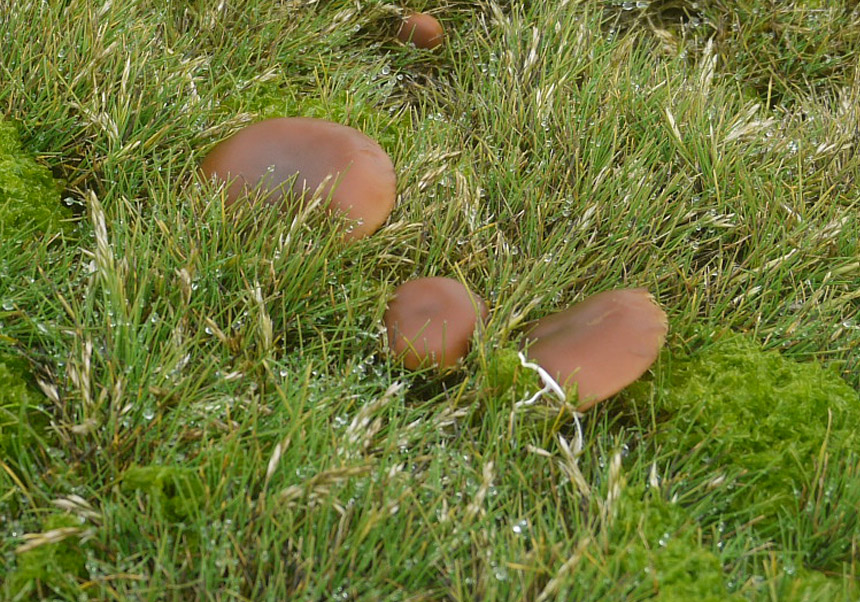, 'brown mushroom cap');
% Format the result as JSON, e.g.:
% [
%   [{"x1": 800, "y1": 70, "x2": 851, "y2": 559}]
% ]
[
  {"x1": 523, "y1": 288, "x2": 668, "y2": 410},
  {"x1": 200, "y1": 117, "x2": 396, "y2": 240},
  {"x1": 384, "y1": 277, "x2": 488, "y2": 370},
  {"x1": 396, "y1": 13, "x2": 444, "y2": 50}
]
